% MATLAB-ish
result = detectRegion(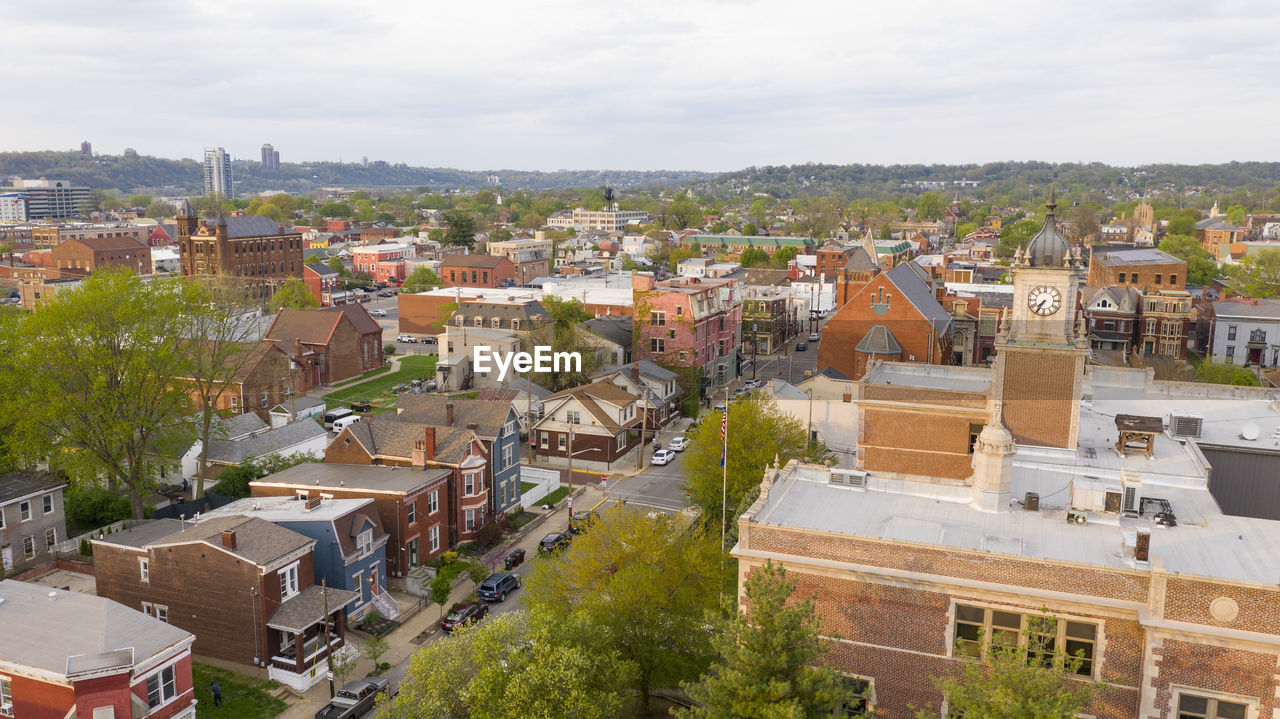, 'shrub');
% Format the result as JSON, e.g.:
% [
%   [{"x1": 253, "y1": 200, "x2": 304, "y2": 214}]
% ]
[
  {"x1": 429, "y1": 574, "x2": 451, "y2": 606},
  {"x1": 384, "y1": 344, "x2": 396, "y2": 355},
  {"x1": 212, "y1": 452, "x2": 321, "y2": 498},
  {"x1": 65, "y1": 484, "x2": 132, "y2": 528},
  {"x1": 79, "y1": 538, "x2": 92, "y2": 556},
  {"x1": 441, "y1": 551, "x2": 459, "y2": 565}
]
